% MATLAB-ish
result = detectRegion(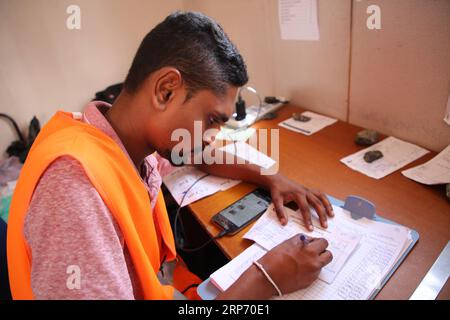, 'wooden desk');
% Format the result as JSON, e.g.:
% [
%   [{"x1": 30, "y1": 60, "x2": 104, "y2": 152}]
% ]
[{"x1": 188, "y1": 104, "x2": 450, "y2": 300}]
